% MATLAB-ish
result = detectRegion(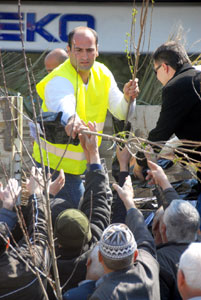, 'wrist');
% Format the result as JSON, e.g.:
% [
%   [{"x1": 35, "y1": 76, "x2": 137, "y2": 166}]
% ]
[
  {"x1": 125, "y1": 203, "x2": 135, "y2": 211},
  {"x1": 89, "y1": 152, "x2": 100, "y2": 164},
  {"x1": 119, "y1": 164, "x2": 129, "y2": 172},
  {"x1": 124, "y1": 95, "x2": 129, "y2": 103},
  {"x1": 67, "y1": 113, "x2": 78, "y2": 124},
  {"x1": 124, "y1": 199, "x2": 135, "y2": 211},
  {"x1": 160, "y1": 181, "x2": 172, "y2": 190},
  {"x1": 3, "y1": 203, "x2": 13, "y2": 211},
  {"x1": 67, "y1": 114, "x2": 74, "y2": 123}
]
